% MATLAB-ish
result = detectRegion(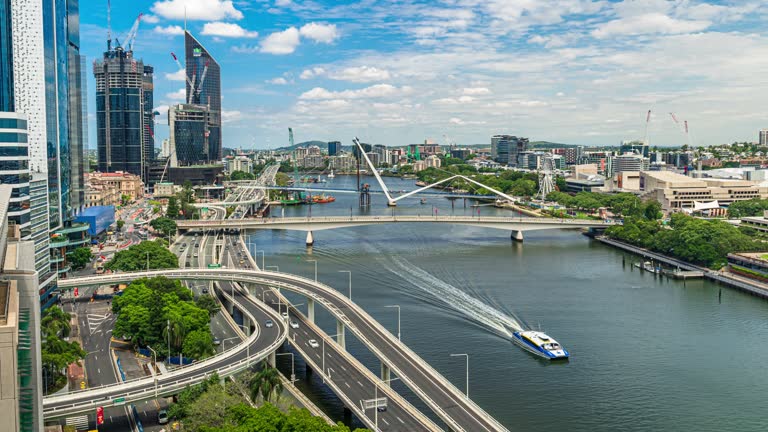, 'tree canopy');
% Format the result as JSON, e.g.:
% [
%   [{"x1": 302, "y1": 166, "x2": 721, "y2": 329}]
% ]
[
  {"x1": 231, "y1": 171, "x2": 255, "y2": 181},
  {"x1": 105, "y1": 240, "x2": 179, "y2": 272},
  {"x1": 41, "y1": 306, "x2": 86, "y2": 392},
  {"x1": 112, "y1": 276, "x2": 214, "y2": 359},
  {"x1": 727, "y1": 198, "x2": 768, "y2": 219},
  {"x1": 150, "y1": 217, "x2": 178, "y2": 237},
  {"x1": 68, "y1": 247, "x2": 93, "y2": 270}
]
